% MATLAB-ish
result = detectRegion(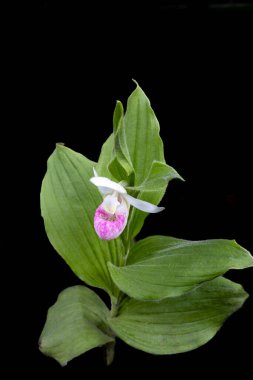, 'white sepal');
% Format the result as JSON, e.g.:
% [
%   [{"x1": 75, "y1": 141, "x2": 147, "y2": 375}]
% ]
[
  {"x1": 124, "y1": 194, "x2": 165, "y2": 213},
  {"x1": 90, "y1": 176, "x2": 127, "y2": 194}
]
